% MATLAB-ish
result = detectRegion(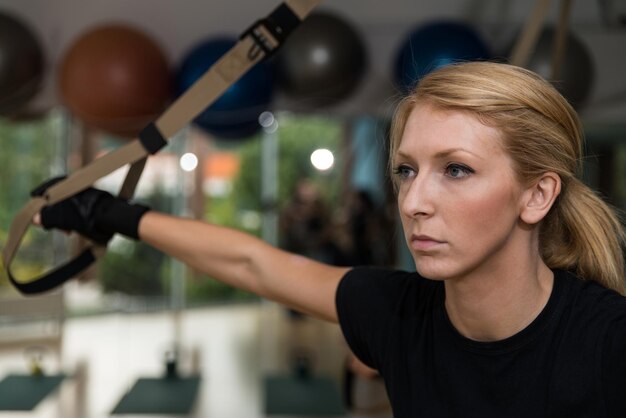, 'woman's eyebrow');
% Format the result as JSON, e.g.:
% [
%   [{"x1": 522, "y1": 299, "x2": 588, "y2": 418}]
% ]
[
  {"x1": 433, "y1": 148, "x2": 484, "y2": 160},
  {"x1": 395, "y1": 147, "x2": 484, "y2": 161}
]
